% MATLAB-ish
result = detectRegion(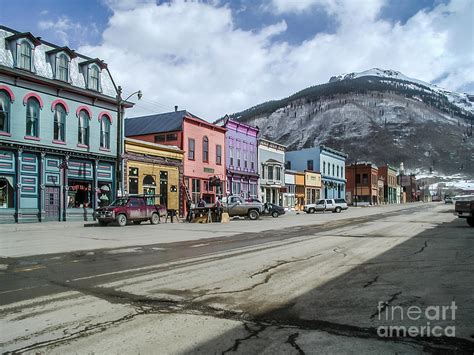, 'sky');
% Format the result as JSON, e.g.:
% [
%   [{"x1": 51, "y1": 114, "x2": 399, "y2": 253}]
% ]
[{"x1": 1, "y1": 0, "x2": 473, "y2": 120}]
